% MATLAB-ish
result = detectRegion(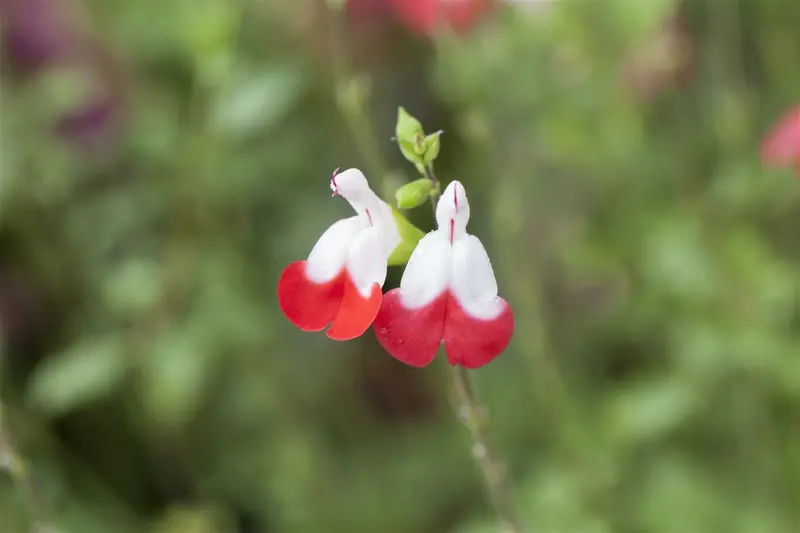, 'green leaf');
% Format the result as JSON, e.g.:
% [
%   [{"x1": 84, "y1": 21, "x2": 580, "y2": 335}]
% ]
[
  {"x1": 28, "y1": 336, "x2": 128, "y2": 416},
  {"x1": 212, "y1": 66, "x2": 305, "y2": 138},
  {"x1": 398, "y1": 139, "x2": 424, "y2": 167},
  {"x1": 387, "y1": 205, "x2": 426, "y2": 266},
  {"x1": 422, "y1": 130, "x2": 443, "y2": 165},
  {"x1": 141, "y1": 333, "x2": 207, "y2": 429},
  {"x1": 395, "y1": 107, "x2": 424, "y2": 144},
  {"x1": 395, "y1": 178, "x2": 435, "y2": 209},
  {"x1": 103, "y1": 259, "x2": 163, "y2": 317}
]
